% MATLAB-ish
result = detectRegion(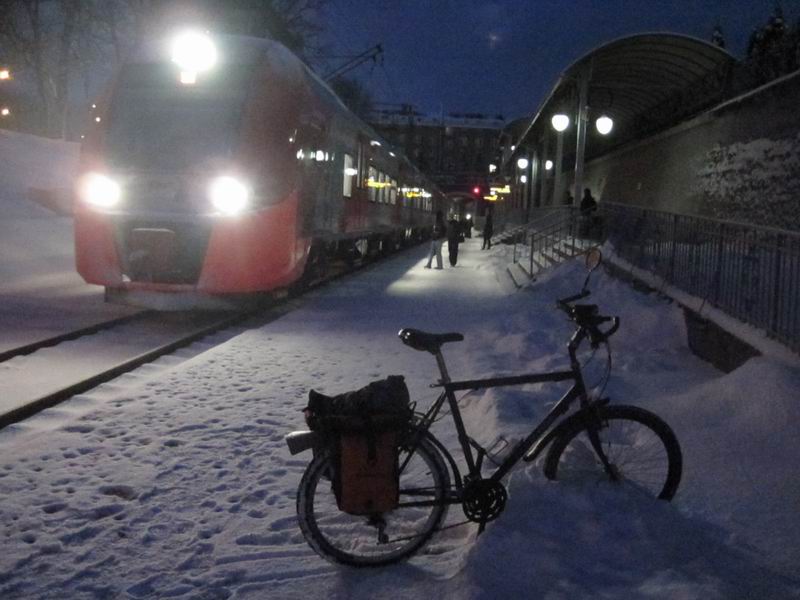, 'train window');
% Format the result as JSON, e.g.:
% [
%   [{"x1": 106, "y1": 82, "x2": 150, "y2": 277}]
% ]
[
  {"x1": 343, "y1": 153, "x2": 354, "y2": 198},
  {"x1": 379, "y1": 171, "x2": 387, "y2": 203},
  {"x1": 389, "y1": 178, "x2": 397, "y2": 205},
  {"x1": 368, "y1": 165, "x2": 378, "y2": 202},
  {"x1": 106, "y1": 64, "x2": 251, "y2": 171},
  {"x1": 357, "y1": 141, "x2": 367, "y2": 189}
]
